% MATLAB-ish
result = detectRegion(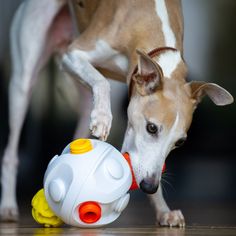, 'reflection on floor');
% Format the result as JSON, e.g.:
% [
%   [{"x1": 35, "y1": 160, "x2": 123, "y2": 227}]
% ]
[
  {"x1": 1, "y1": 225, "x2": 236, "y2": 236},
  {"x1": 0, "y1": 199, "x2": 236, "y2": 236}
]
